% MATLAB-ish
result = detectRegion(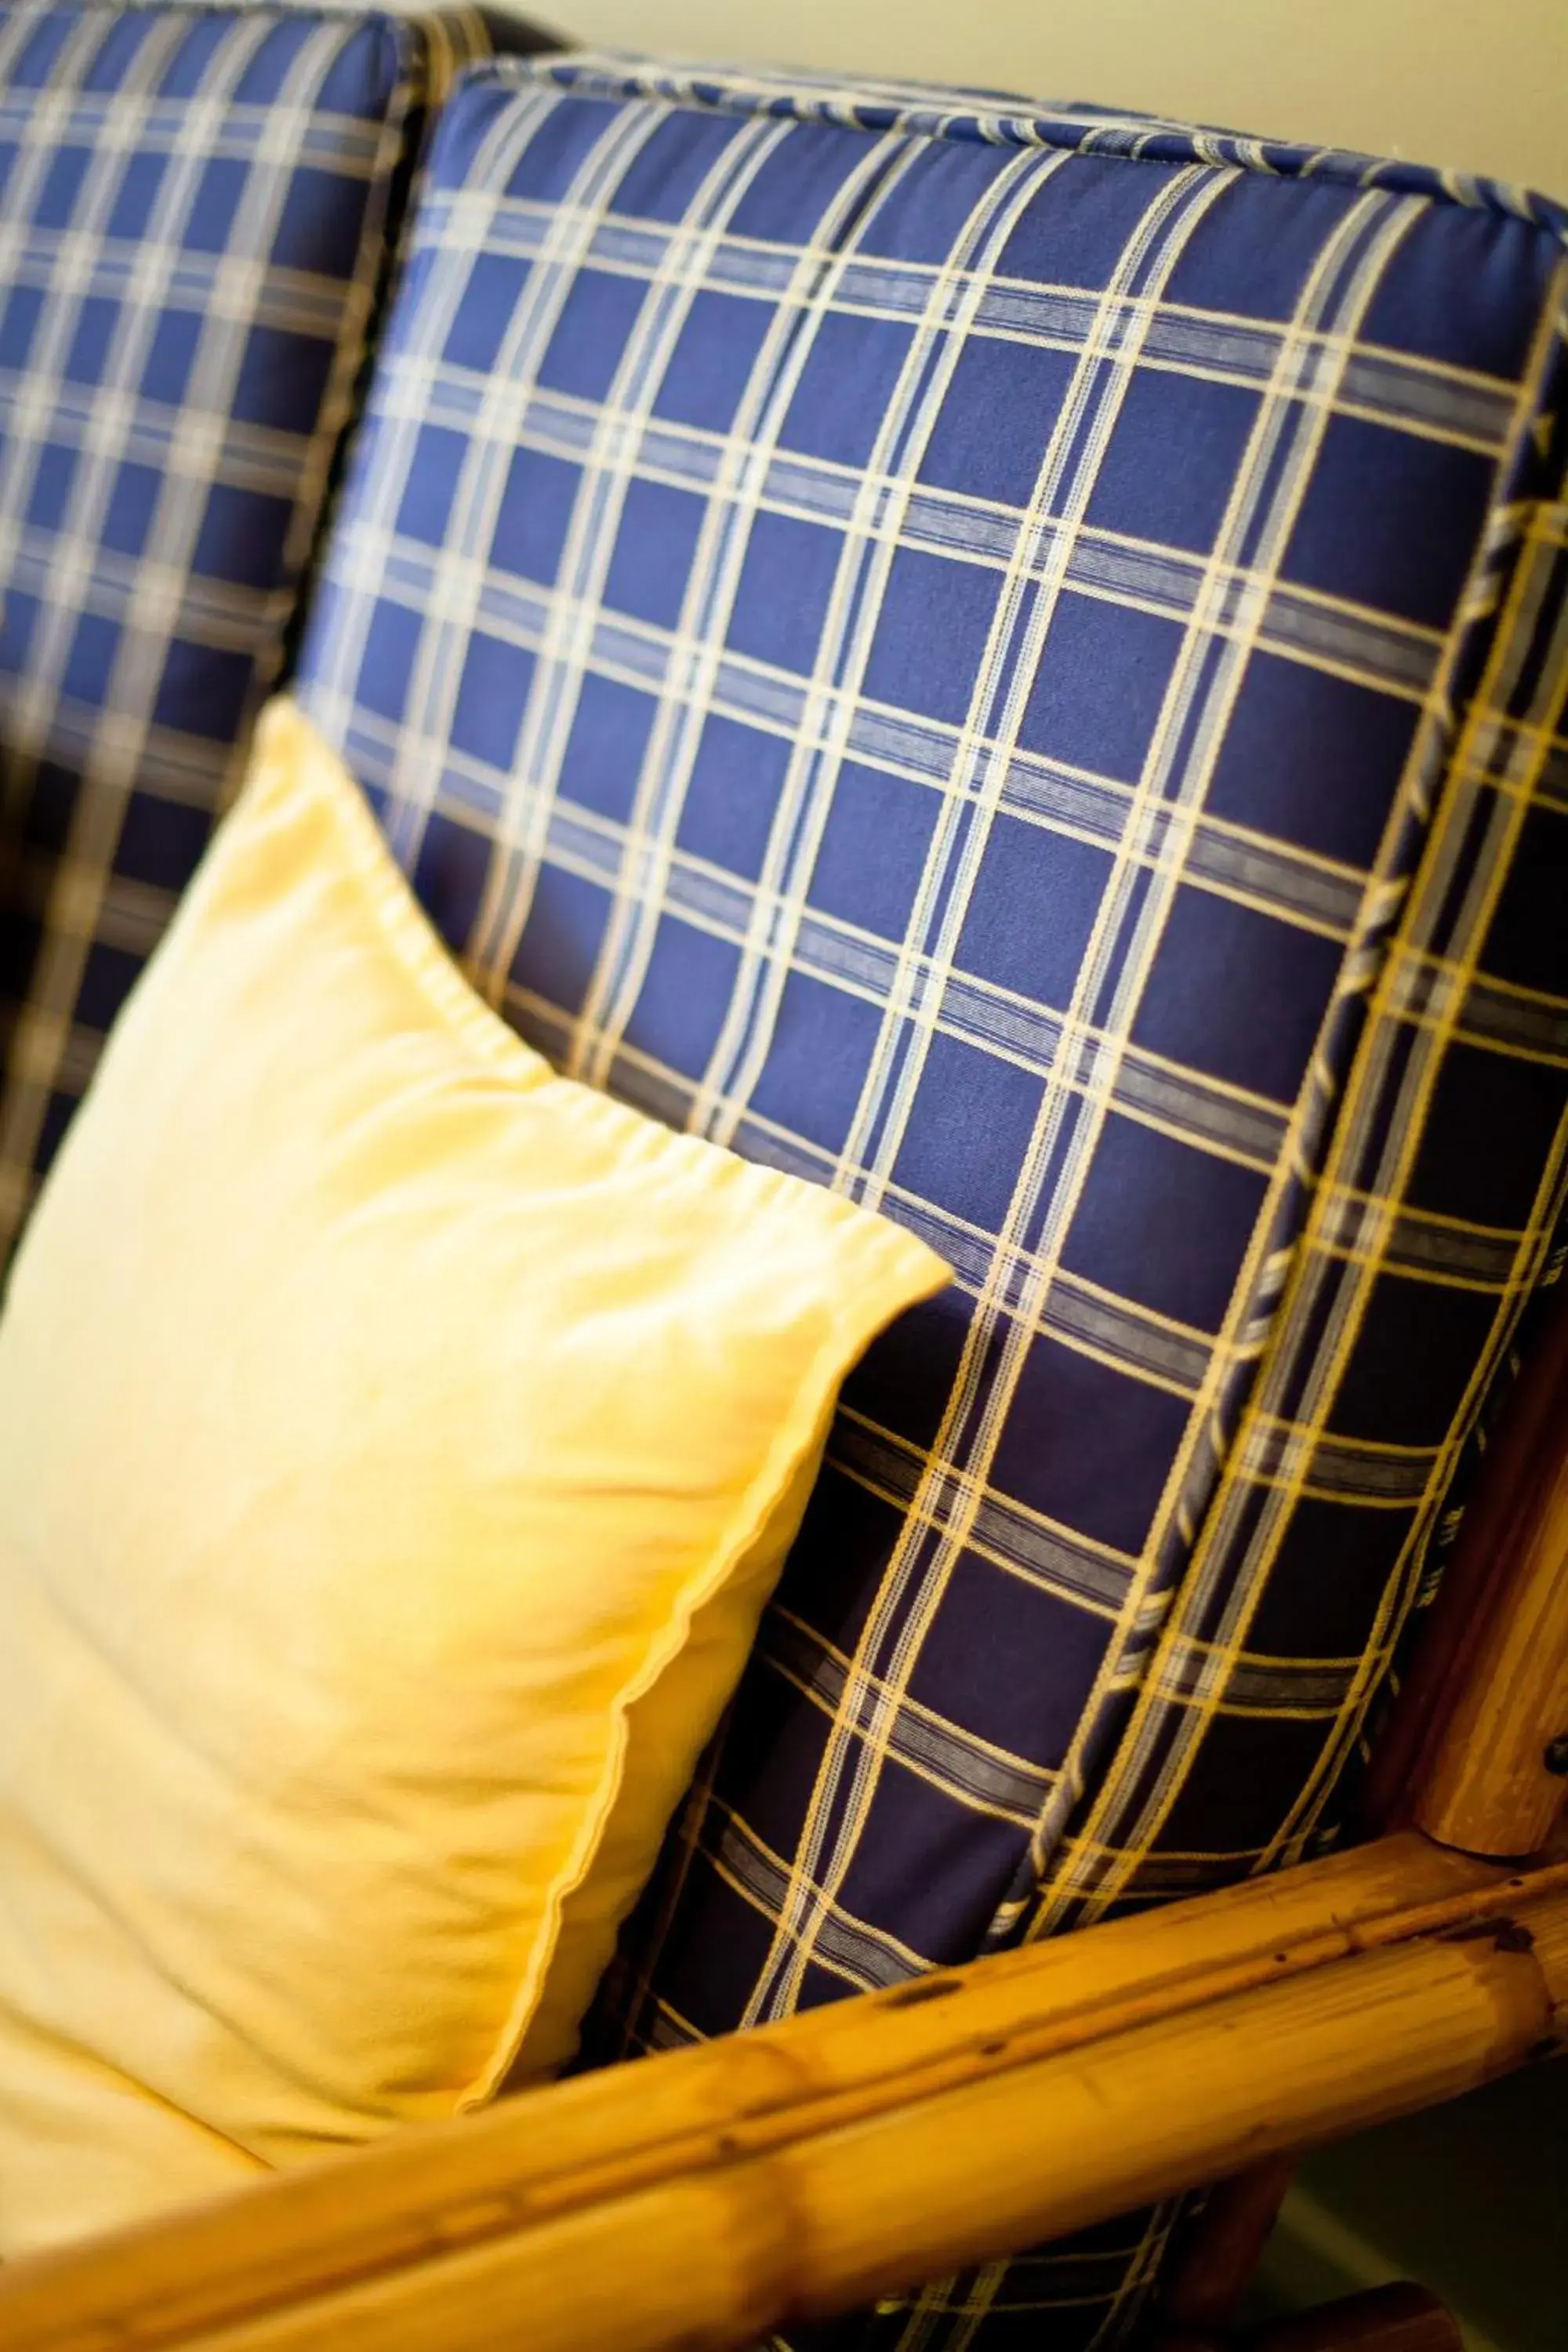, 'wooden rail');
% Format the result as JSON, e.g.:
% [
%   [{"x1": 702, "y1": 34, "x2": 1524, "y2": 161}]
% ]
[
  {"x1": 1415, "y1": 1414, "x2": 1568, "y2": 1854},
  {"x1": 1237, "y1": 2285, "x2": 1464, "y2": 2352},
  {"x1": 1369, "y1": 1283, "x2": 1568, "y2": 1857},
  {"x1": 2, "y1": 1835, "x2": 1563, "y2": 2352},
  {"x1": 1155, "y1": 2155, "x2": 1299, "y2": 2337}
]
